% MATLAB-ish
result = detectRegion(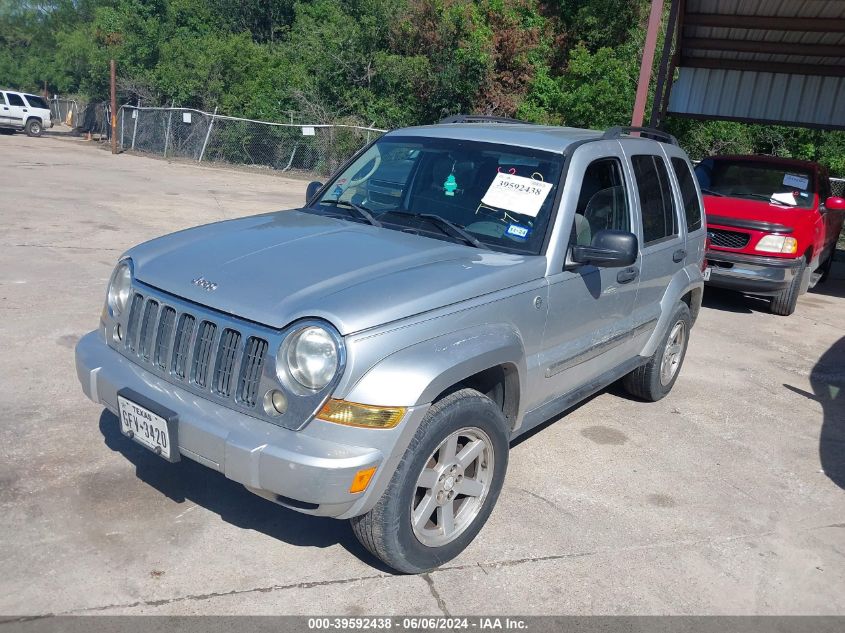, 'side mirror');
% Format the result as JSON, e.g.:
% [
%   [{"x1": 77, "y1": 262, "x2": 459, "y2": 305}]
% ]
[
  {"x1": 306, "y1": 181, "x2": 323, "y2": 204},
  {"x1": 824, "y1": 196, "x2": 845, "y2": 211},
  {"x1": 570, "y1": 229, "x2": 638, "y2": 268}
]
